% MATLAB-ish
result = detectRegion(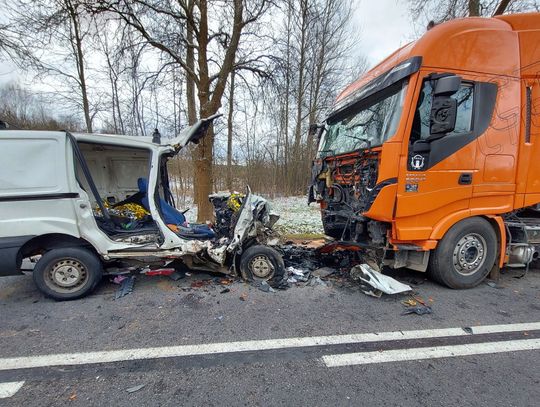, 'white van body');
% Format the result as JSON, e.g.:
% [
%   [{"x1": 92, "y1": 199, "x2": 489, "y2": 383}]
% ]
[{"x1": 0, "y1": 117, "x2": 283, "y2": 300}]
